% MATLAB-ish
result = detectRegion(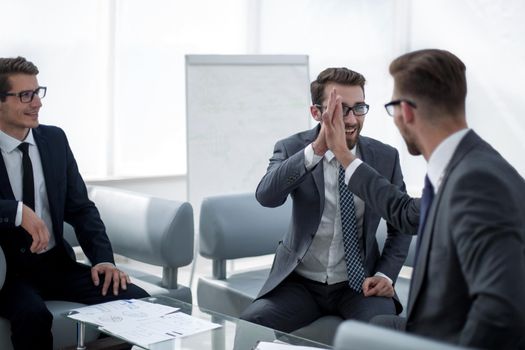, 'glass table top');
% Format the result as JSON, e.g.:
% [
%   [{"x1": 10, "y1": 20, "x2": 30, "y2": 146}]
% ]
[{"x1": 70, "y1": 295, "x2": 332, "y2": 350}]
